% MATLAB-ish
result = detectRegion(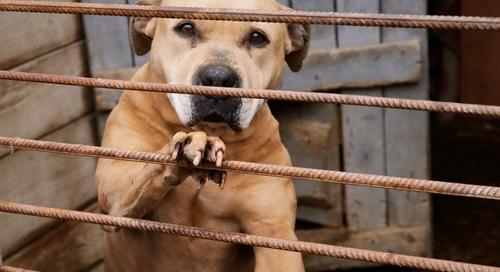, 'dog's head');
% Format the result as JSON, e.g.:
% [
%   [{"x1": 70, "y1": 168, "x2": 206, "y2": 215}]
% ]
[{"x1": 130, "y1": 0, "x2": 310, "y2": 131}]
